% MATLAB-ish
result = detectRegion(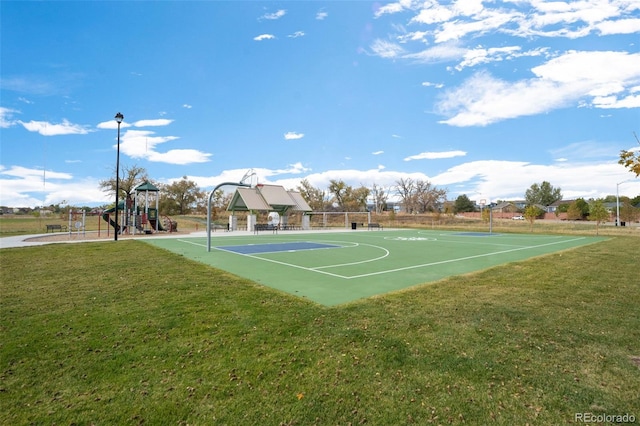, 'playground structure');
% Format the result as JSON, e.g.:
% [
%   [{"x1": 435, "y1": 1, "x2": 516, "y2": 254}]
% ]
[{"x1": 102, "y1": 181, "x2": 177, "y2": 236}]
